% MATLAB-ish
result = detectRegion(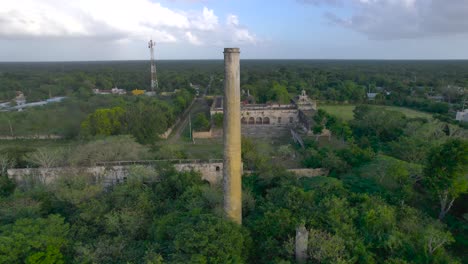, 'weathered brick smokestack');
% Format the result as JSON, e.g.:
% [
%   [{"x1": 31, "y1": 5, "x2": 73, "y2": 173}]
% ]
[{"x1": 223, "y1": 48, "x2": 242, "y2": 224}]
